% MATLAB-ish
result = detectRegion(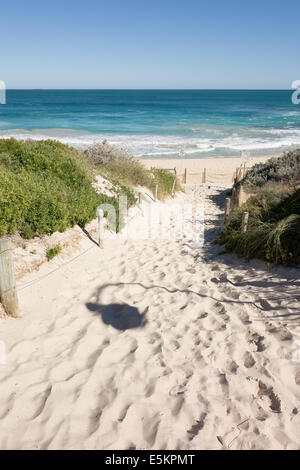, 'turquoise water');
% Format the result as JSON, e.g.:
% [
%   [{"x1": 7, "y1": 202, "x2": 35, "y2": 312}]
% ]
[{"x1": 1, "y1": 90, "x2": 300, "y2": 158}]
